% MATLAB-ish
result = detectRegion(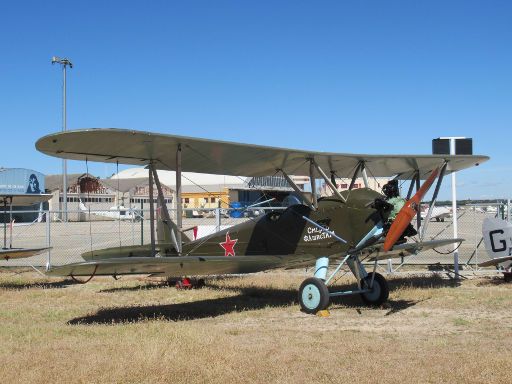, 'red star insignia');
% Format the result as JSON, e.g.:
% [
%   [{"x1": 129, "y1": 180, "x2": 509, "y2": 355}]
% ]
[{"x1": 220, "y1": 232, "x2": 238, "y2": 257}]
